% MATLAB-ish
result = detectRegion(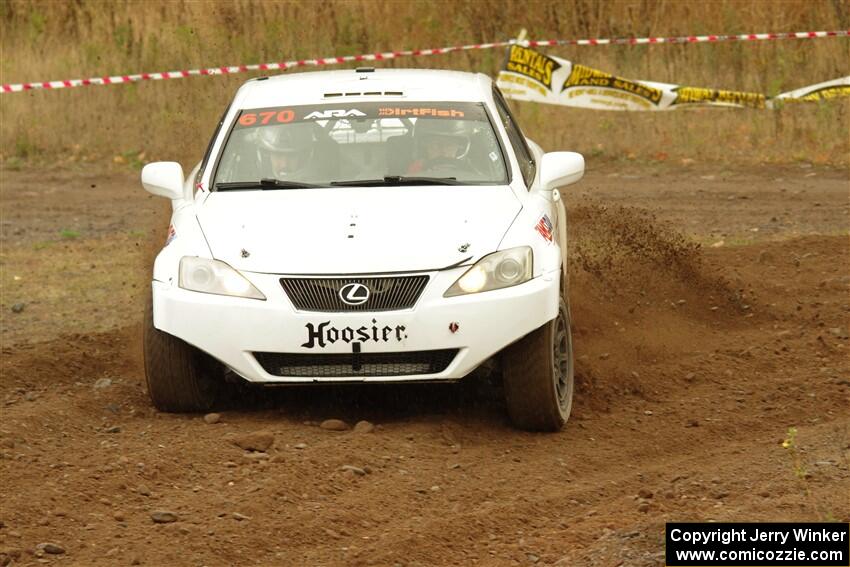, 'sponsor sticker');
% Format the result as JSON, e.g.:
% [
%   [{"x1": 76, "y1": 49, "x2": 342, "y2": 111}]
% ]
[
  {"x1": 164, "y1": 224, "x2": 176, "y2": 246},
  {"x1": 535, "y1": 214, "x2": 553, "y2": 243},
  {"x1": 377, "y1": 107, "x2": 465, "y2": 118},
  {"x1": 304, "y1": 109, "x2": 367, "y2": 120},
  {"x1": 302, "y1": 318, "x2": 408, "y2": 349}
]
